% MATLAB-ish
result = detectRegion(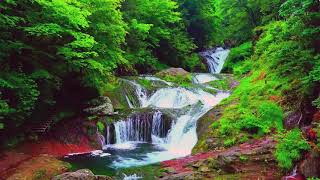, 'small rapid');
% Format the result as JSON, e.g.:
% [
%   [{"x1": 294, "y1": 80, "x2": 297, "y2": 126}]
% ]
[{"x1": 200, "y1": 47, "x2": 230, "y2": 73}]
